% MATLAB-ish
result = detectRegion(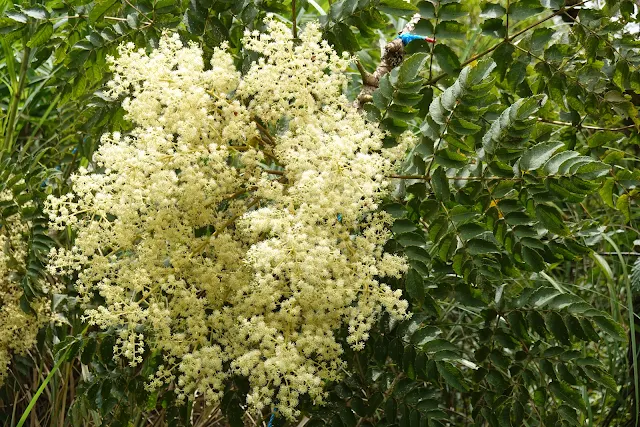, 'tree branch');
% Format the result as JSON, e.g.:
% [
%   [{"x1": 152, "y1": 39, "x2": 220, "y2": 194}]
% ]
[{"x1": 354, "y1": 13, "x2": 421, "y2": 109}]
